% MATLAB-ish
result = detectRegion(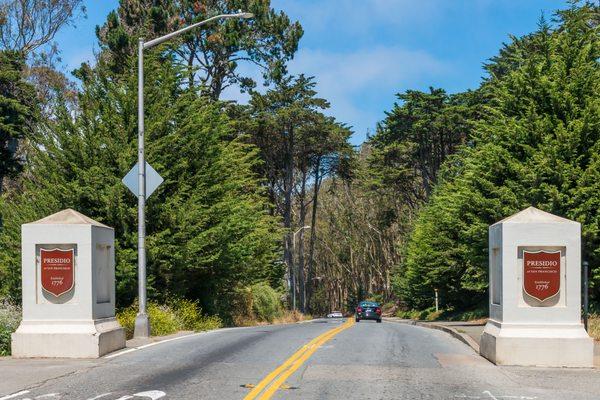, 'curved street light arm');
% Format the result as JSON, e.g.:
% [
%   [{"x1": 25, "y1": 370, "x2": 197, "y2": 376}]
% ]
[{"x1": 143, "y1": 12, "x2": 253, "y2": 49}]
